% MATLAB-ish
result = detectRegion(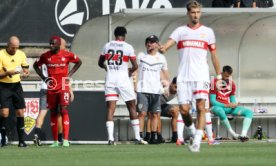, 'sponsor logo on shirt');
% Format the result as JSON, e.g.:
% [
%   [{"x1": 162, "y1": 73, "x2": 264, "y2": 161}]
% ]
[{"x1": 177, "y1": 40, "x2": 208, "y2": 50}]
